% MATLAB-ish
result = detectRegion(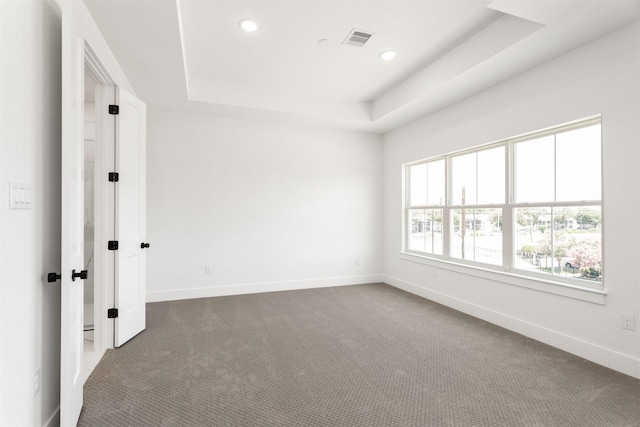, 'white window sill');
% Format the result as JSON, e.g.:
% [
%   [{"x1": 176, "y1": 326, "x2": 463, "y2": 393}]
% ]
[{"x1": 400, "y1": 252, "x2": 606, "y2": 305}]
